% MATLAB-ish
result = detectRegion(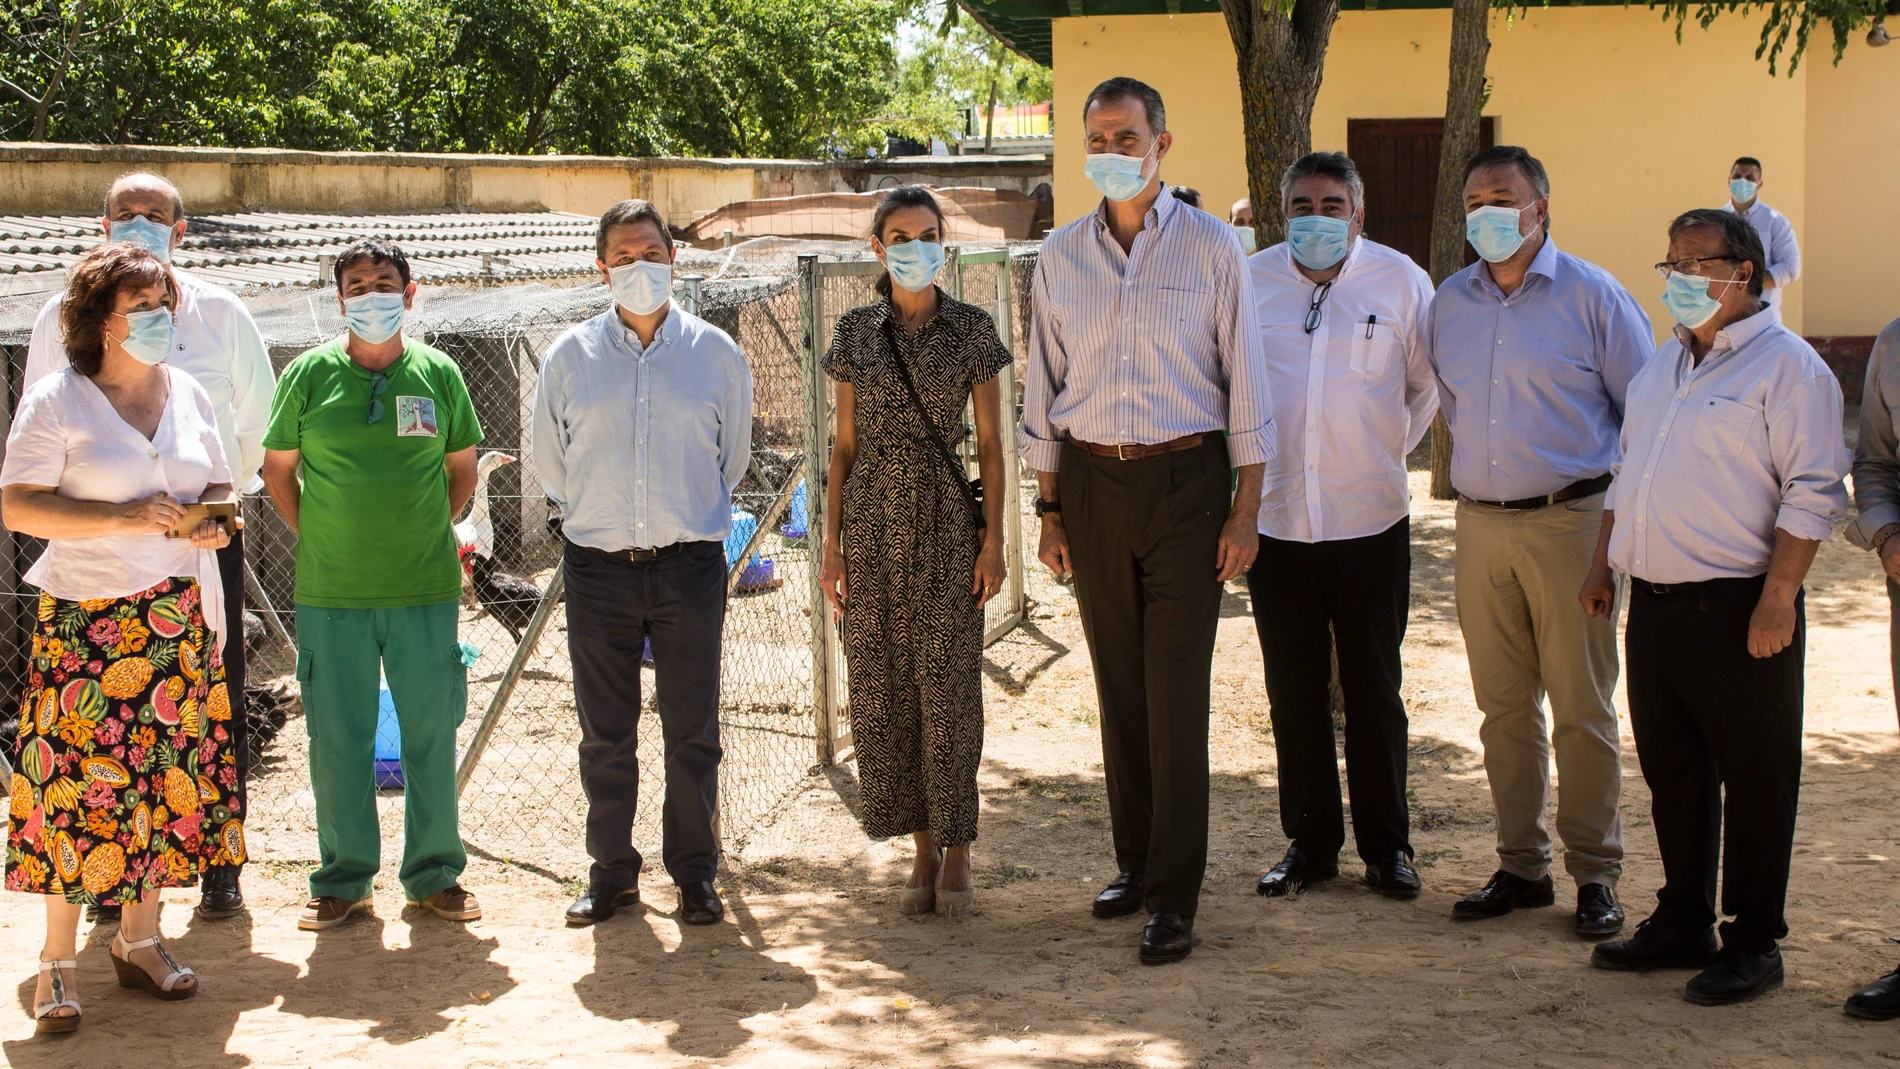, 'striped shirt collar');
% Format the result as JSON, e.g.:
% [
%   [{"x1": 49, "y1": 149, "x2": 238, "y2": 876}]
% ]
[{"x1": 1089, "y1": 181, "x2": 1181, "y2": 237}]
